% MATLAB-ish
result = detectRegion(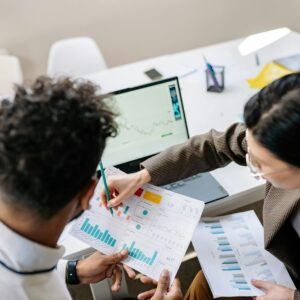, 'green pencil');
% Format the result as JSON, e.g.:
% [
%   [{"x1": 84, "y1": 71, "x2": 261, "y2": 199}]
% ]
[{"x1": 99, "y1": 161, "x2": 113, "y2": 216}]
